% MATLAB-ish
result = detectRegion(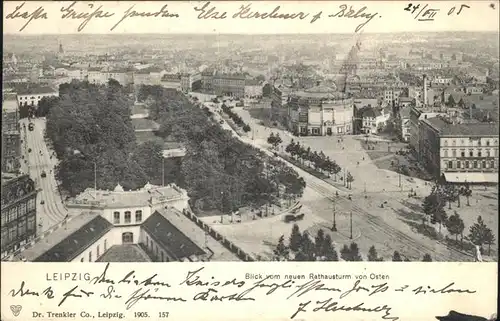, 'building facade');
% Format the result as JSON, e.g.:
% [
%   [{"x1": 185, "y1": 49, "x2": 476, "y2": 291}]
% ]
[
  {"x1": 288, "y1": 85, "x2": 353, "y2": 136},
  {"x1": 16, "y1": 86, "x2": 59, "y2": 107},
  {"x1": 1, "y1": 100, "x2": 21, "y2": 173},
  {"x1": 419, "y1": 117, "x2": 499, "y2": 183},
  {"x1": 1, "y1": 174, "x2": 38, "y2": 257}
]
